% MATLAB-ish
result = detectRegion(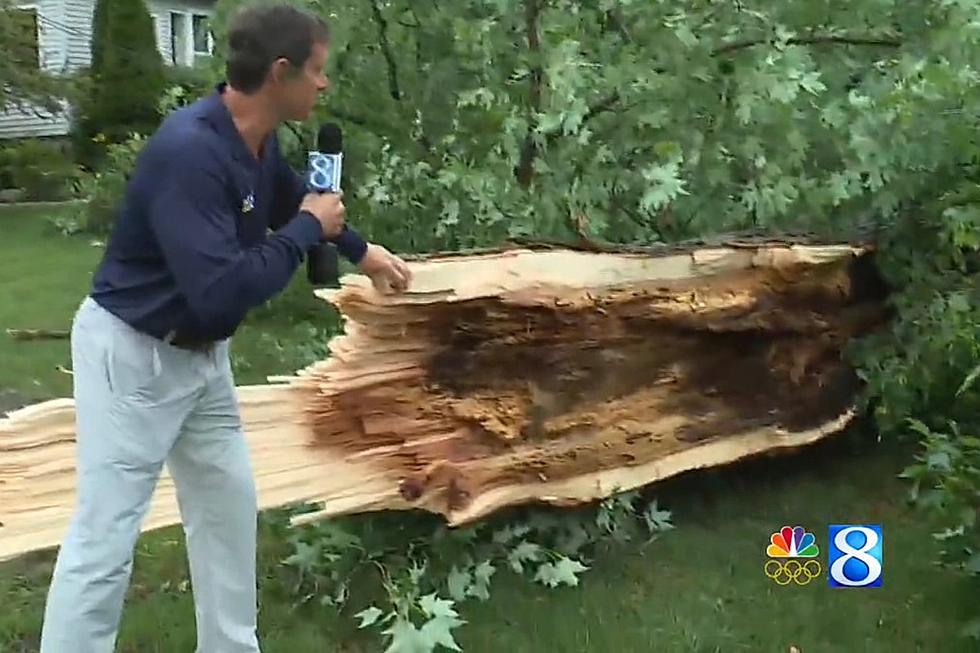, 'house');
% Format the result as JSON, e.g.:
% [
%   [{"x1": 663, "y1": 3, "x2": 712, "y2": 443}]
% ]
[{"x1": 0, "y1": 0, "x2": 215, "y2": 140}]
